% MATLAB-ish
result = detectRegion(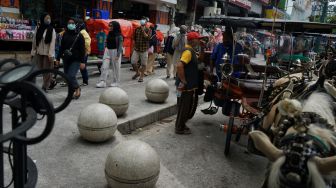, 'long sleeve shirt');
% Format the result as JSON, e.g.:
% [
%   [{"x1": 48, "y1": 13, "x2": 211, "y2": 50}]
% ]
[{"x1": 31, "y1": 28, "x2": 57, "y2": 58}]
